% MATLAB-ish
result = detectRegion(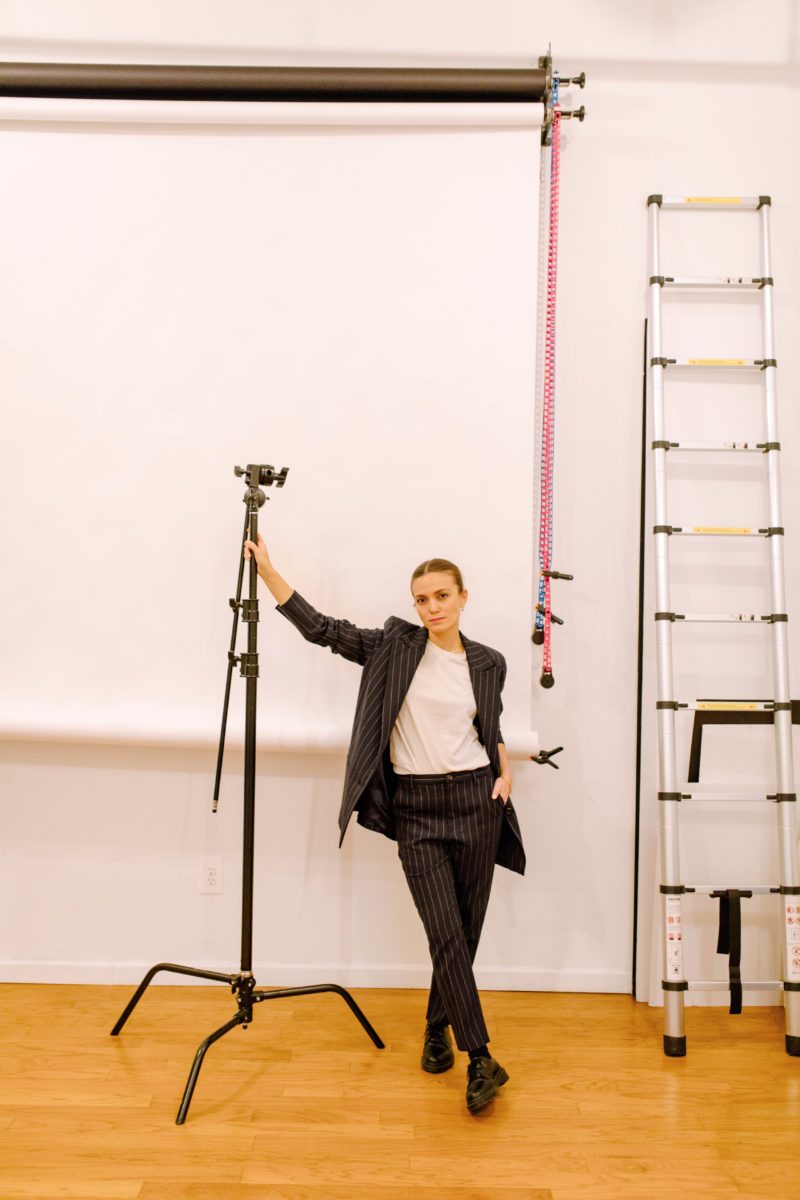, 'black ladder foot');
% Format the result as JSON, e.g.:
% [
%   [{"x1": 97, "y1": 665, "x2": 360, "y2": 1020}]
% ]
[{"x1": 663, "y1": 1034, "x2": 687, "y2": 1057}]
